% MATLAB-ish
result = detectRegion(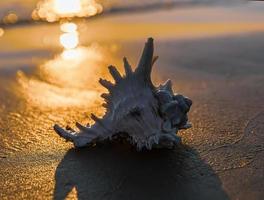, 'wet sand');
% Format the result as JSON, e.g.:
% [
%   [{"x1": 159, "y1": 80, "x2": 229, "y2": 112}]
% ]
[{"x1": 0, "y1": 4, "x2": 264, "y2": 200}]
